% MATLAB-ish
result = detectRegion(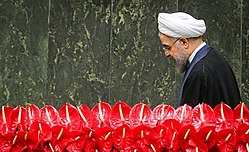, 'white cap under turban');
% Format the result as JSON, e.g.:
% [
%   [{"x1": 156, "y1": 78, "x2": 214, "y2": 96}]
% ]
[{"x1": 158, "y1": 12, "x2": 206, "y2": 38}]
